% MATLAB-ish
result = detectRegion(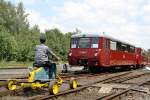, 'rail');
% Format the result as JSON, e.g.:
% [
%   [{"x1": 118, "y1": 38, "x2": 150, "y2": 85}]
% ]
[
  {"x1": 29, "y1": 71, "x2": 132, "y2": 100},
  {"x1": 29, "y1": 70, "x2": 150, "y2": 100},
  {"x1": 97, "y1": 78, "x2": 150, "y2": 100}
]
